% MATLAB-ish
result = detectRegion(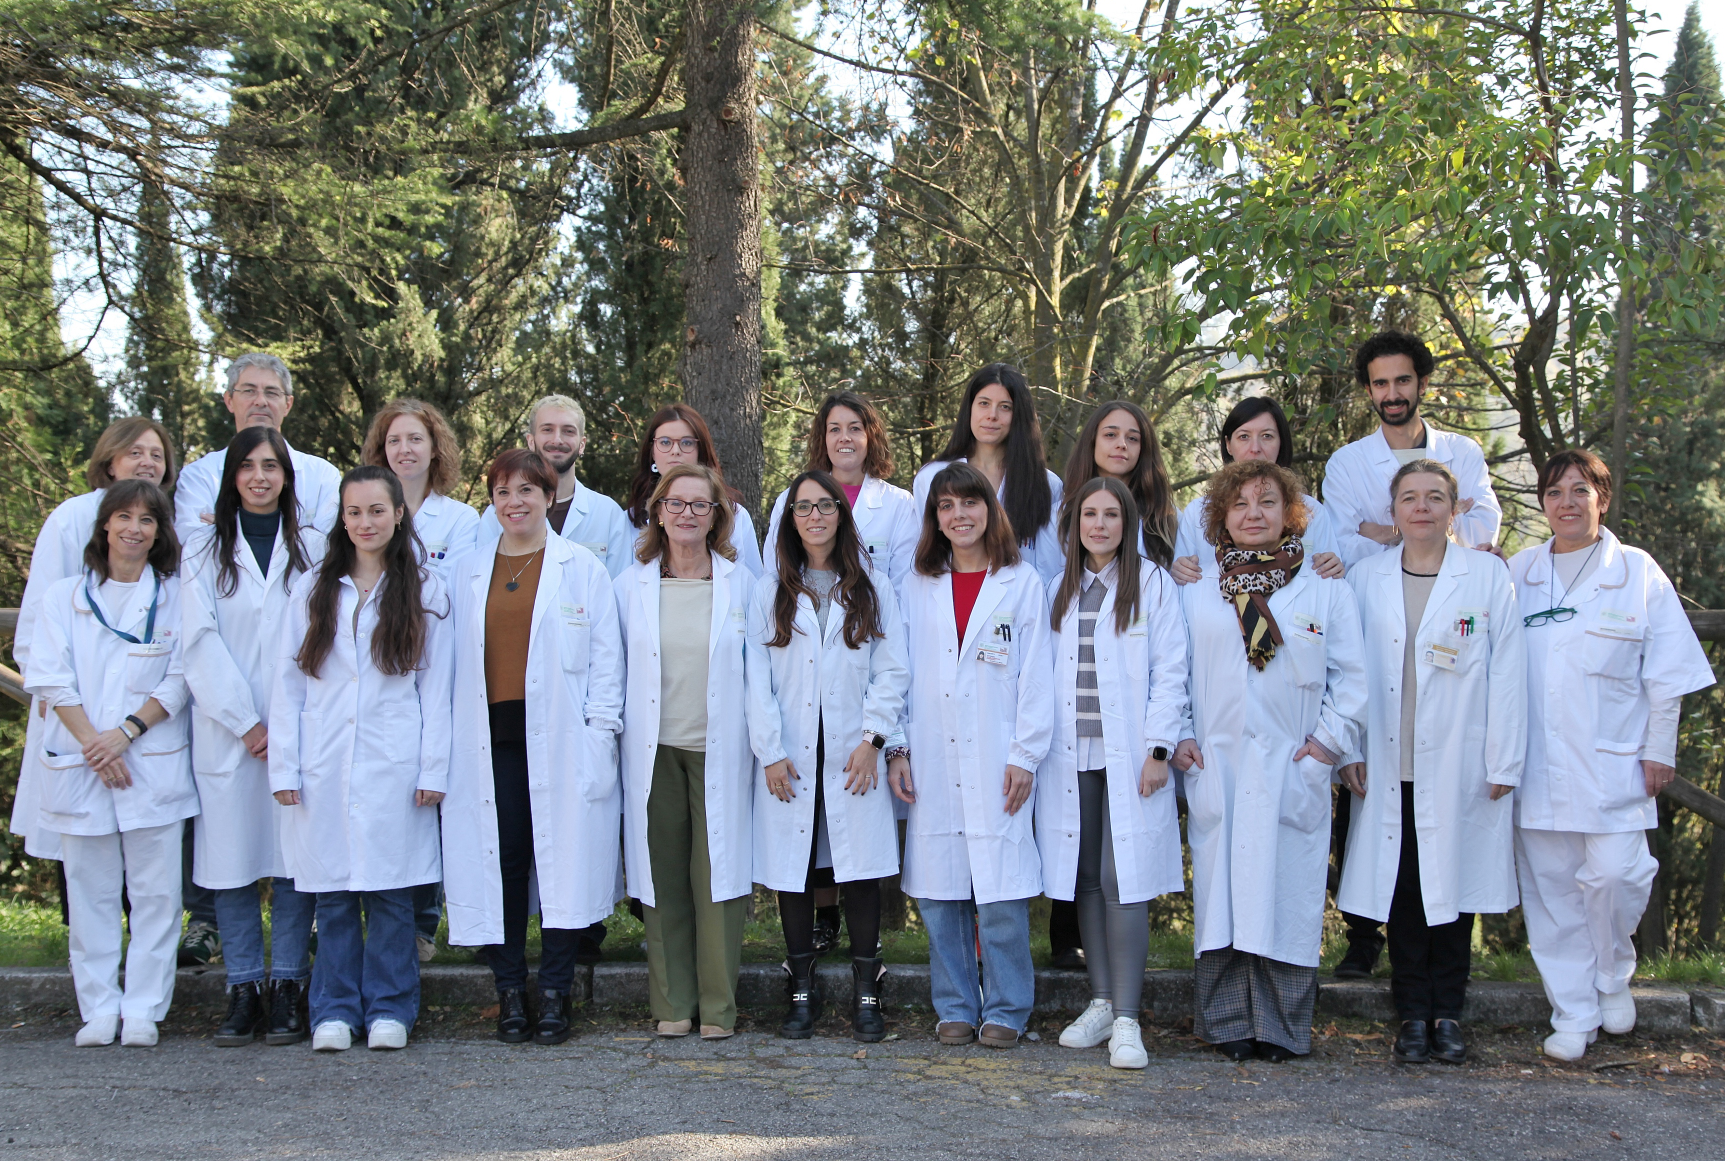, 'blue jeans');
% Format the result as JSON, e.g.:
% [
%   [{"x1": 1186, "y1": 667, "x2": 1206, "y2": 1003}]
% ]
[
  {"x1": 310, "y1": 888, "x2": 420, "y2": 1034},
  {"x1": 917, "y1": 896, "x2": 1034, "y2": 1032},
  {"x1": 412, "y1": 882, "x2": 443, "y2": 941},
  {"x1": 212, "y1": 879, "x2": 316, "y2": 986}
]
